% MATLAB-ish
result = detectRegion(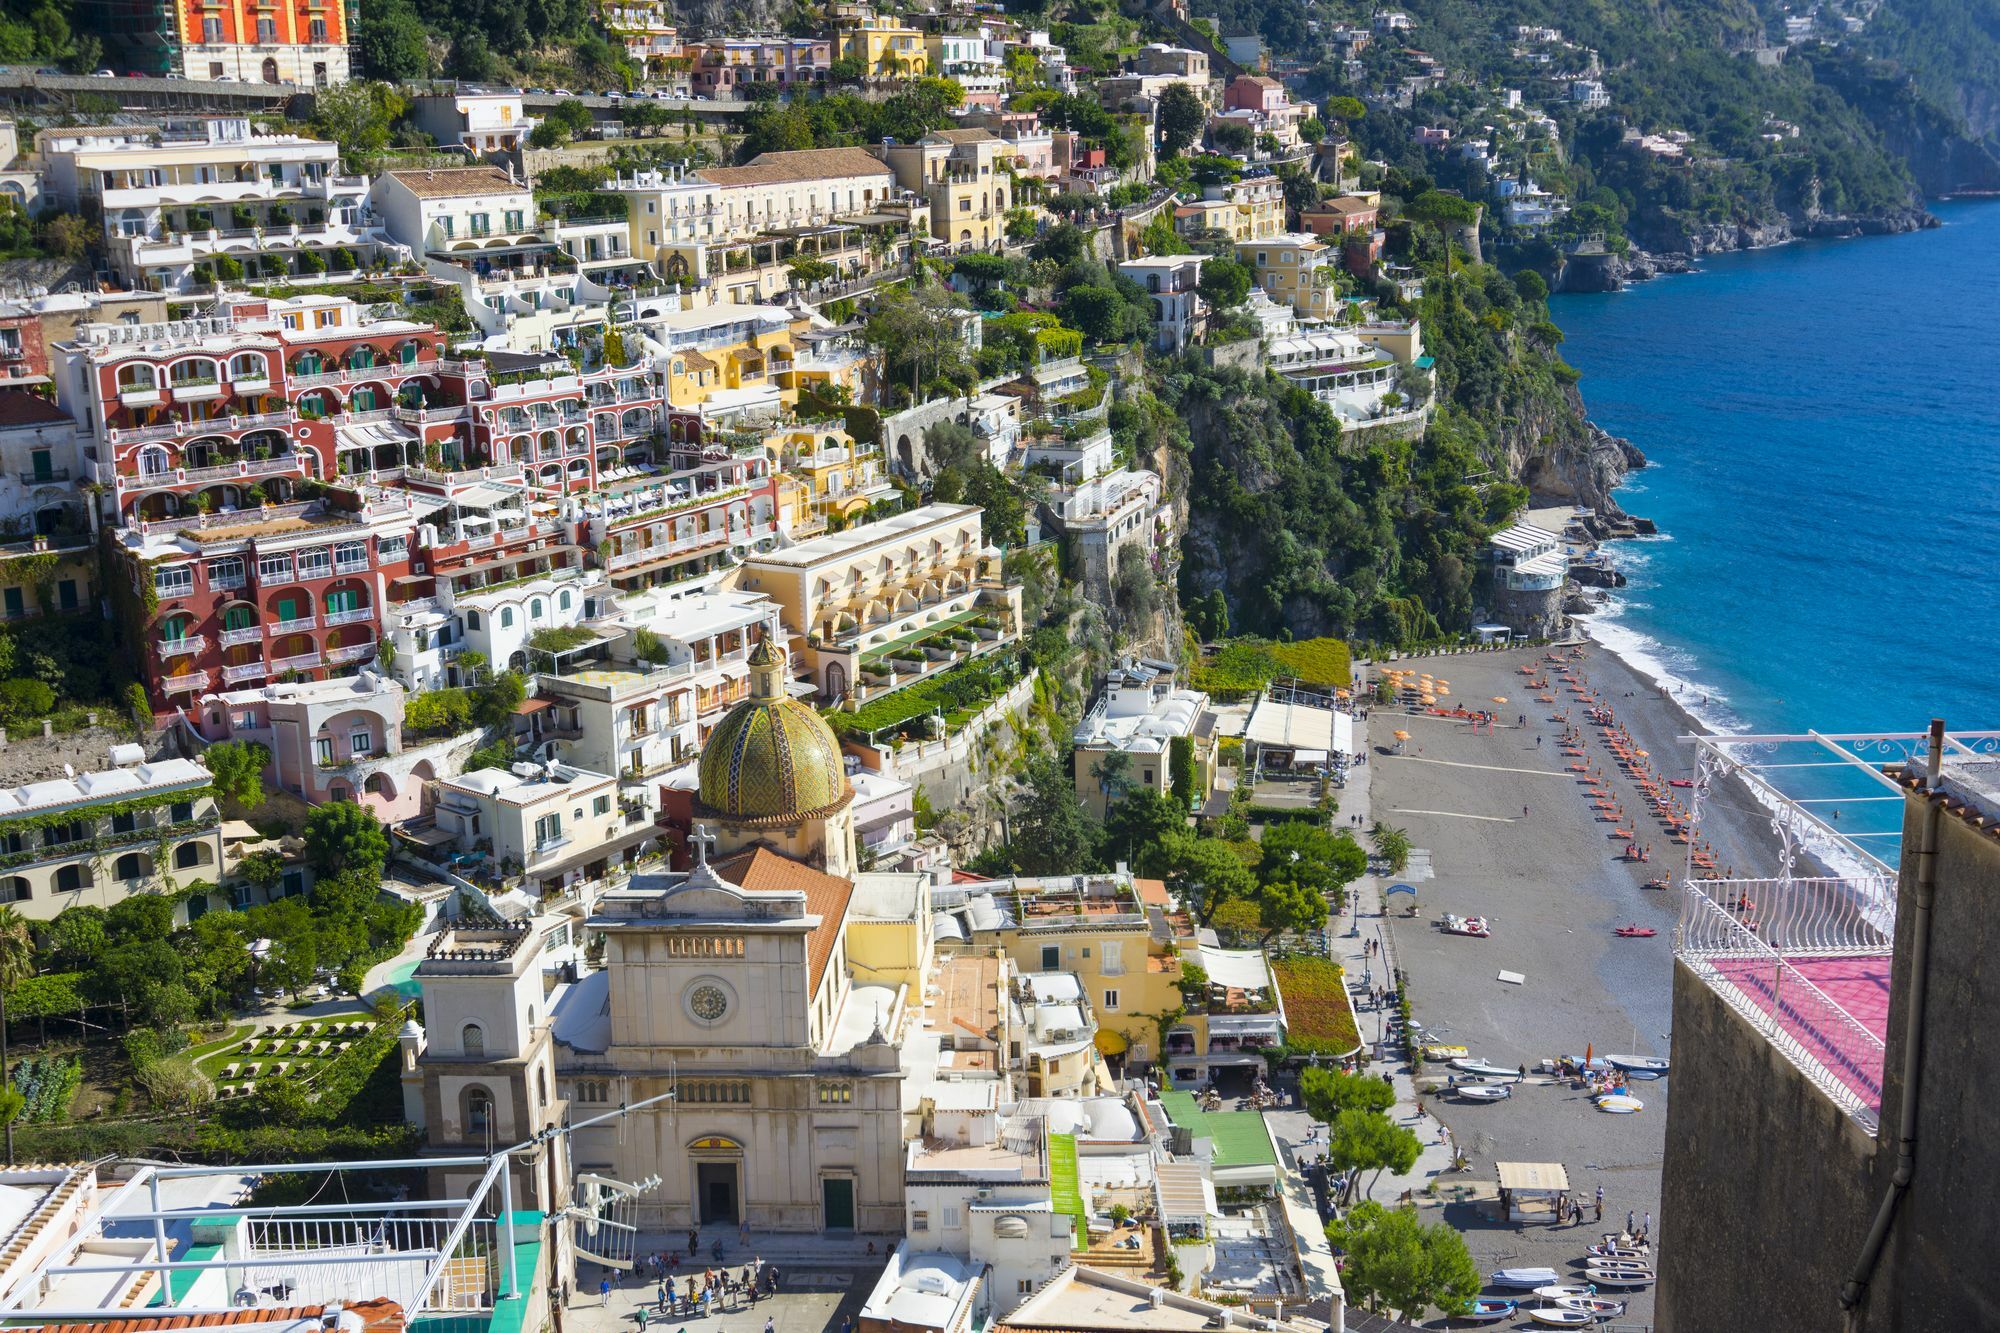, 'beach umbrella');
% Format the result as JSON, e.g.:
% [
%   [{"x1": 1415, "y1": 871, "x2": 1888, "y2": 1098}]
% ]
[
  {"x1": 1420, "y1": 694, "x2": 1436, "y2": 705},
  {"x1": 1393, "y1": 730, "x2": 1411, "y2": 741},
  {"x1": 1436, "y1": 686, "x2": 1450, "y2": 696},
  {"x1": 1491, "y1": 696, "x2": 1508, "y2": 704}
]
